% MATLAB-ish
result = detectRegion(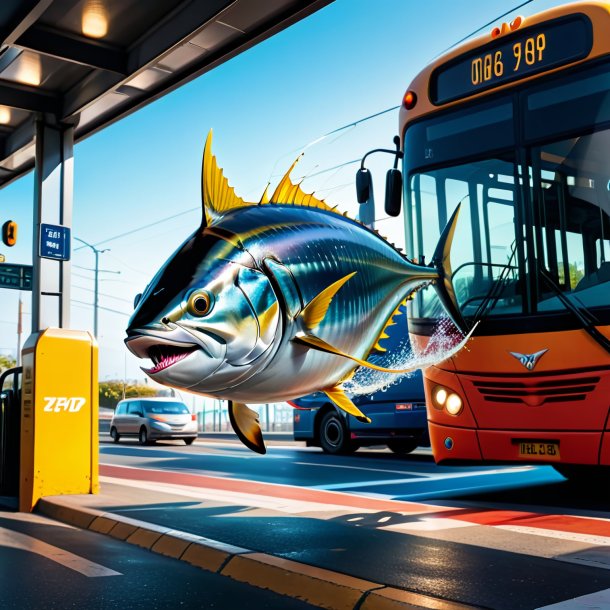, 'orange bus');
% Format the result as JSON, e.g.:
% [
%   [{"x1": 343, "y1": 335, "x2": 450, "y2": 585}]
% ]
[{"x1": 394, "y1": 1, "x2": 610, "y2": 479}]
